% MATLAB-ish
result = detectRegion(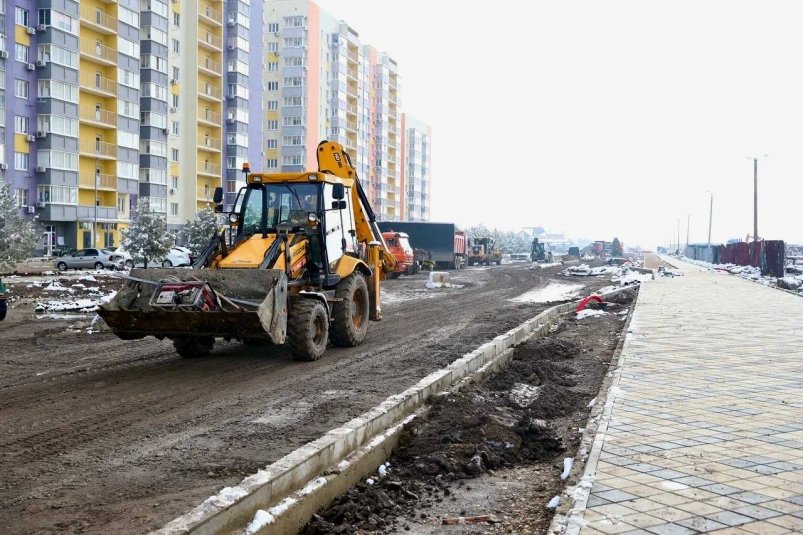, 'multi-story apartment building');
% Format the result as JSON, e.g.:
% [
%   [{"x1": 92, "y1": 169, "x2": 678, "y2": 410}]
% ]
[
  {"x1": 400, "y1": 113, "x2": 430, "y2": 222},
  {"x1": 1, "y1": 0, "x2": 430, "y2": 254}
]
